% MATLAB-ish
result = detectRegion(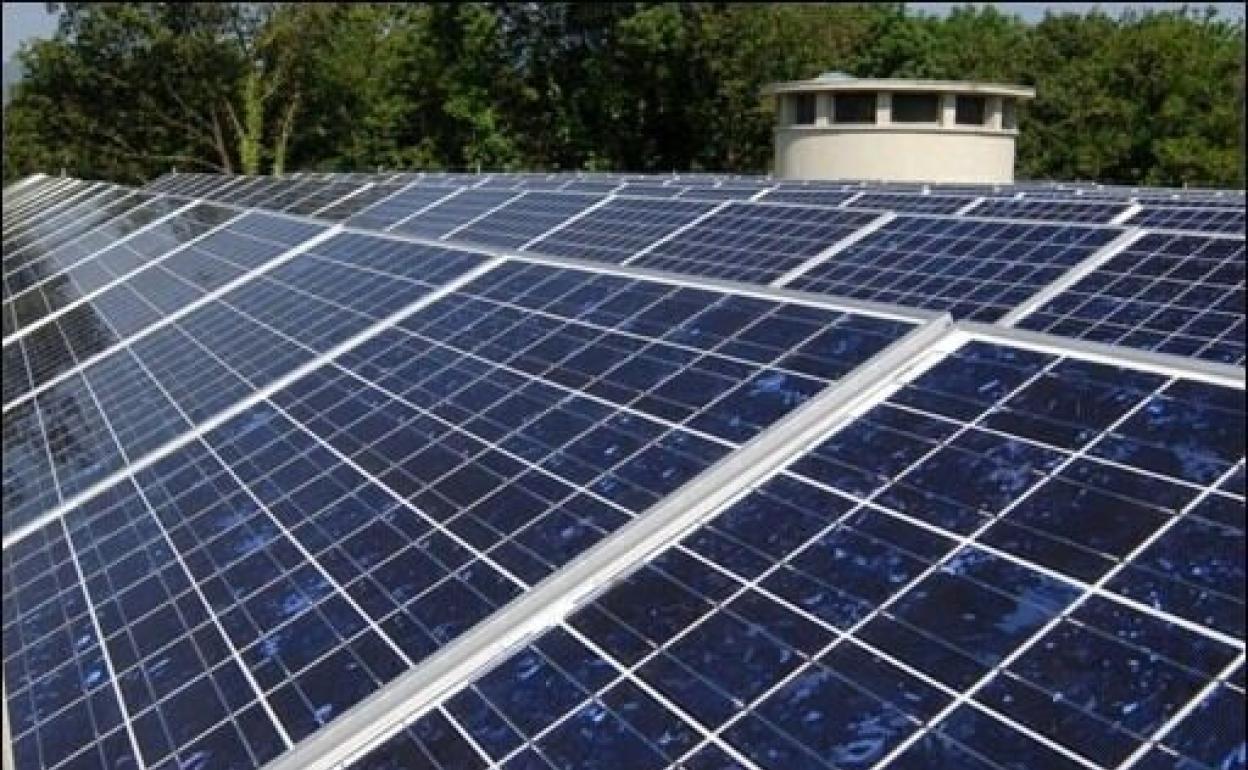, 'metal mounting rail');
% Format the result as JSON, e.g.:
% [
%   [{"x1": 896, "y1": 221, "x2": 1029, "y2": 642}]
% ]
[
  {"x1": 262, "y1": 313, "x2": 955, "y2": 770},
  {"x1": 958, "y1": 320, "x2": 1246, "y2": 389},
  {"x1": 1110, "y1": 201, "x2": 1143, "y2": 226}
]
